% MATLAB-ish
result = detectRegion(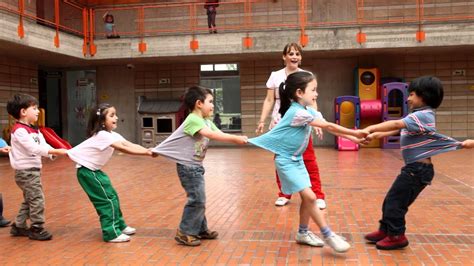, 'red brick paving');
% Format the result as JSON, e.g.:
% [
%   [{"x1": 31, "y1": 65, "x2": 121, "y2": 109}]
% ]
[{"x1": 0, "y1": 147, "x2": 472, "y2": 265}]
